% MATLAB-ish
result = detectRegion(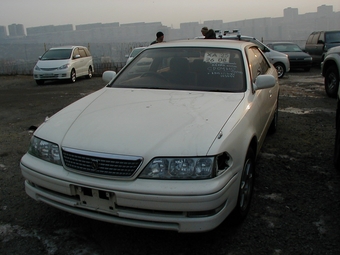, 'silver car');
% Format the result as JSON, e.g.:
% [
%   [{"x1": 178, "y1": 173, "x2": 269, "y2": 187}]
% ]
[
  {"x1": 221, "y1": 35, "x2": 290, "y2": 78},
  {"x1": 125, "y1": 47, "x2": 147, "y2": 65}
]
